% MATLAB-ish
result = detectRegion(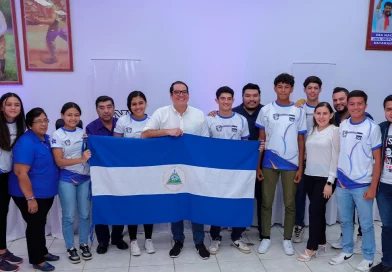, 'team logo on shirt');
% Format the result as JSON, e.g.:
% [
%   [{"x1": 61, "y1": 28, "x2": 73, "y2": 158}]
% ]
[
  {"x1": 273, "y1": 114, "x2": 279, "y2": 120},
  {"x1": 163, "y1": 166, "x2": 186, "y2": 192},
  {"x1": 343, "y1": 131, "x2": 348, "y2": 138},
  {"x1": 356, "y1": 132, "x2": 363, "y2": 140},
  {"x1": 231, "y1": 126, "x2": 238, "y2": 132},
  {"x1": 126, "y1": 127, "x2": 132, "y2": 133},
  {"x1": 51, "y1": 139, "x2": 57, "y2": 144},
  {"x1": 64, "y1": 140, "x2": 71, "y2": 146},
  {"x1": 216, "y1": 125, "x2": 223, "y2": 132},
  {"x1": 289, "y1": 115, "x2": 295, "y2": 122}
]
